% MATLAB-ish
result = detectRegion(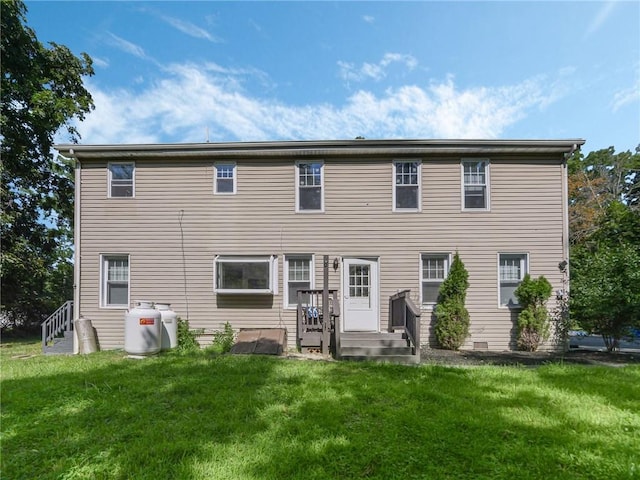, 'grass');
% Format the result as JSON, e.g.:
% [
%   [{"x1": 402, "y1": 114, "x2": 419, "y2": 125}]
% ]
[{"x1": 1, "y1": 340, "x2": 639, "y2": 480}]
